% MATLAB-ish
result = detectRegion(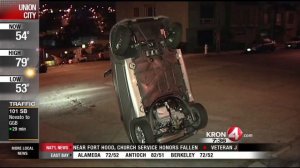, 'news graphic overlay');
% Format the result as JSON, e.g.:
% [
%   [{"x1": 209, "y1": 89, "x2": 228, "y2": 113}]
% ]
[
  {"x1": 199, "y1": 126, "x2": 251, "y2": 143},
  {"x1": 38, "y1": 143, "x2": 275, "y2": 160},
  {"x1": 0, "y1": 0, "x2": 39, "y2": 159},
  {"x1": 227, "y1": 126, "x2": 244, "y2": 142}
]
